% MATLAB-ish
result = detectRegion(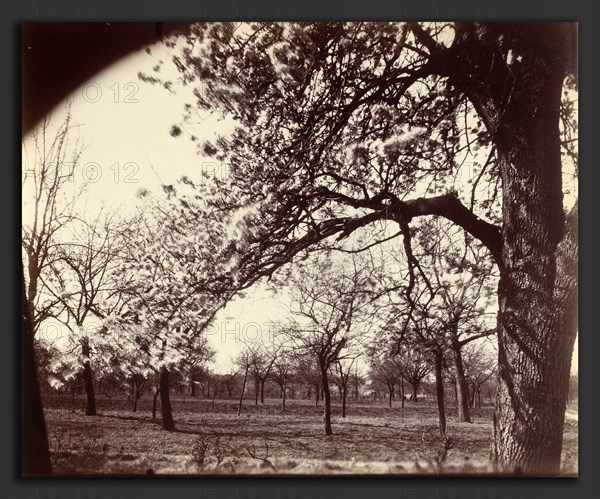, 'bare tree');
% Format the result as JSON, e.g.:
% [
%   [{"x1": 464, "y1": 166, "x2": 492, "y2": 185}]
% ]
[
  {"x1": 22, "y1": 107, "x2": 83, "y2": 475},
  {"x1": 333, "y1": 355, "x2": 360, "y2": 417},
  {"x1": 285, "y1": 253, "x2": 376, "y2": 435},
  {"x1": 235, "y1": 349, "x2": 253, "y2": 416},
  {"x1": 247, "y1": 342, "x2": 280, "y2": 404},
  {"x1": 463, "y1": 342, "x2": 497, "y2": 410},
  {"x1": 370, "y1": 356, "x2": 402, "y2": 408},
  {"x1": 396, "y1": 346, "x2": 430, "y2": 404}
]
